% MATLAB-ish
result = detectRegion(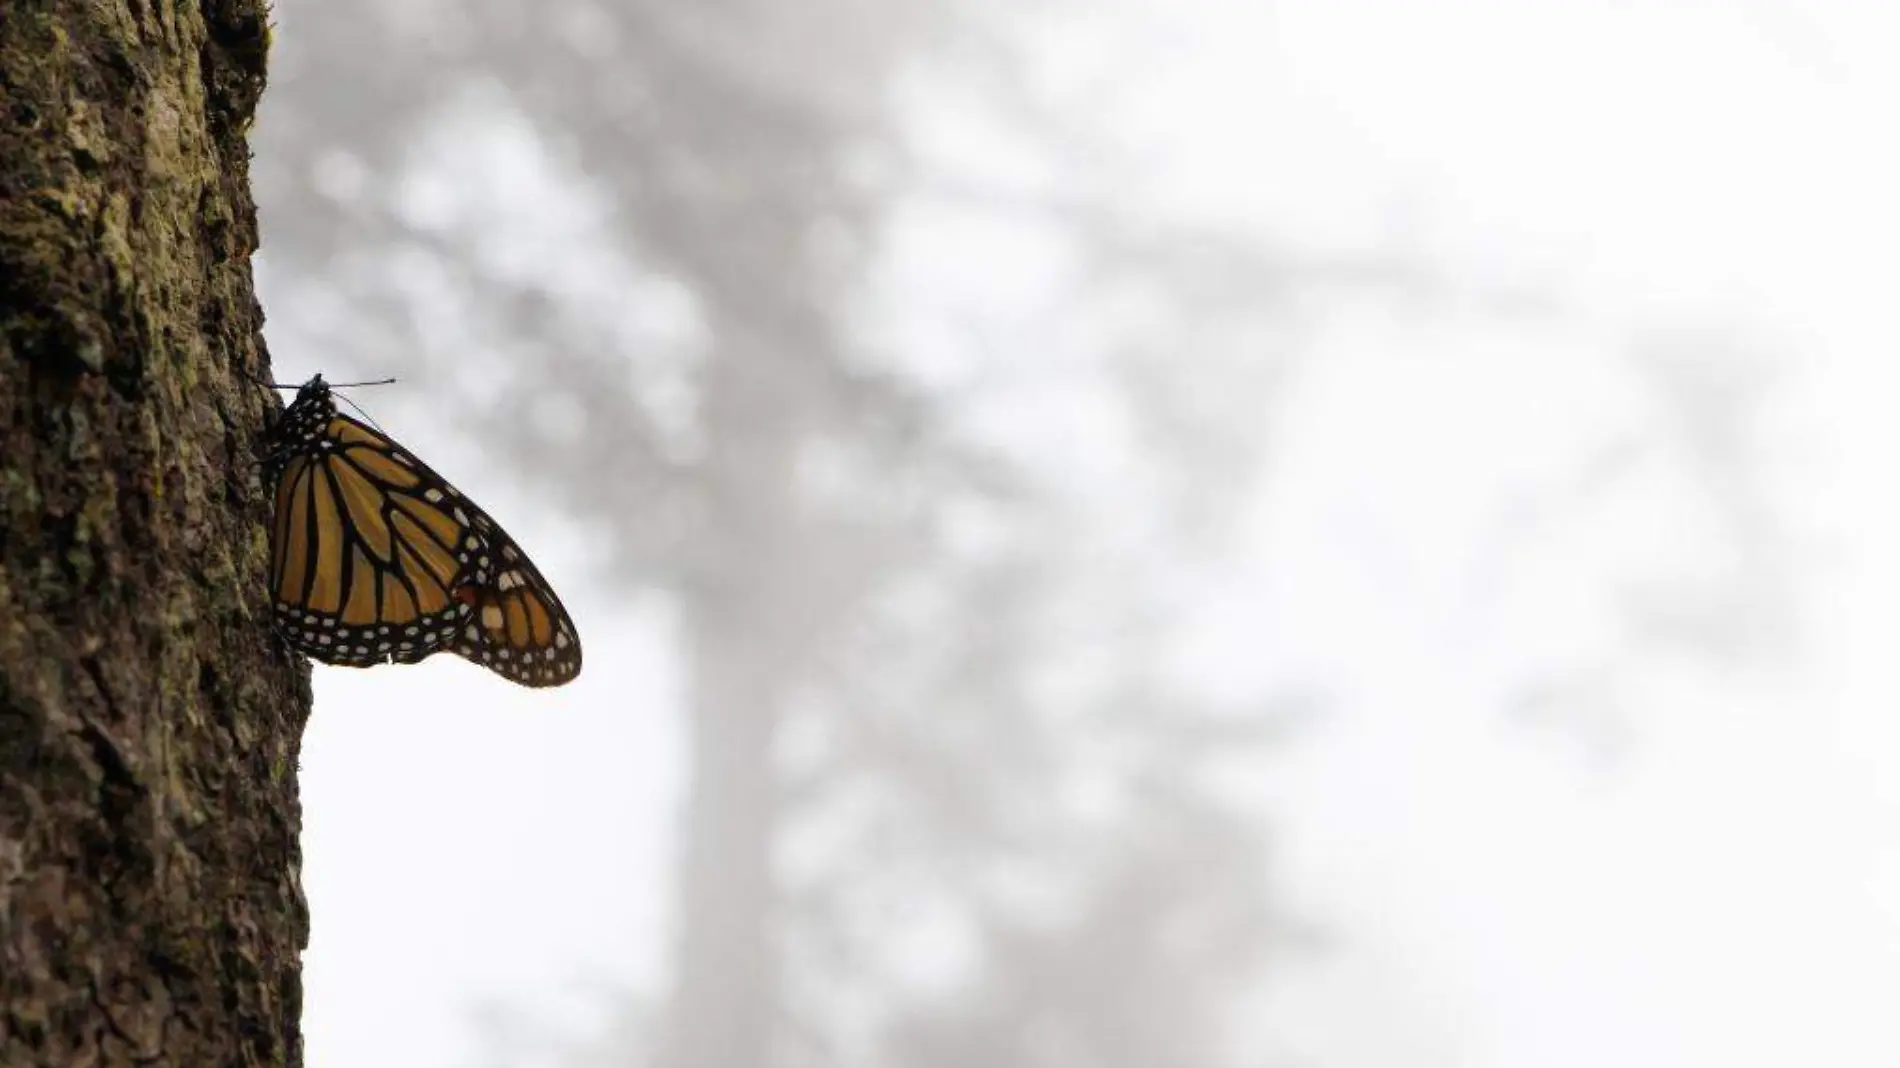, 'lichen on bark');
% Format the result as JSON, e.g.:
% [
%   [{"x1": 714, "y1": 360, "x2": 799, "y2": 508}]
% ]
[{"x1": 0, "y1": 2, "x2": 308, "y2": 1065}]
